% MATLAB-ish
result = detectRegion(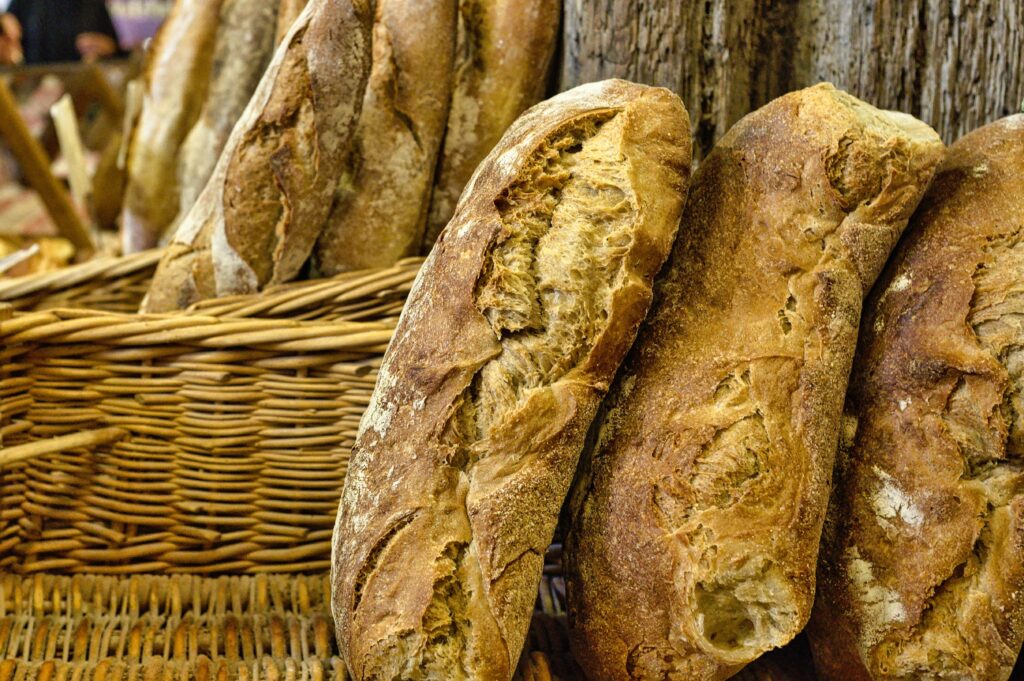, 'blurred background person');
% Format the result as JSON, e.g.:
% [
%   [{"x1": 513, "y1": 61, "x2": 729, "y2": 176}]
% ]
[{"x1": 0, "y1": 0, "x2": 122, "y2": 65}]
